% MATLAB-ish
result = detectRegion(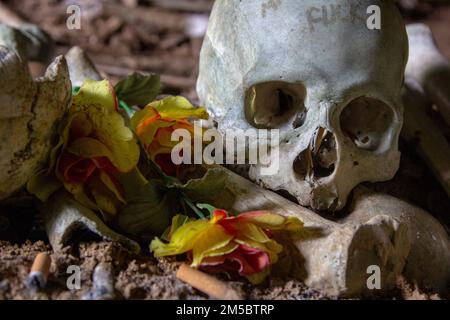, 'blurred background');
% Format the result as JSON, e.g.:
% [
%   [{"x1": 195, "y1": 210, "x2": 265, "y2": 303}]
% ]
[{"x1": 0, "y1": 0, "x2": 449, "y2": 103}]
